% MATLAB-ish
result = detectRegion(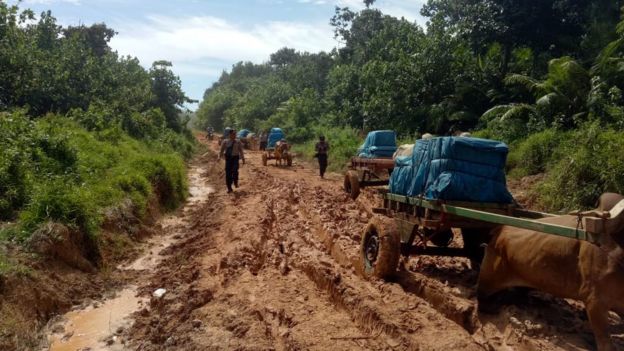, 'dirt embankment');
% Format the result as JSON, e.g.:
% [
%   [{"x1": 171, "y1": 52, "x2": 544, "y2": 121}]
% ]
[
  {"x1": 0, "y1": 215, "x2": 153, "y2": 350},
  {"x1": 117, "y1": 138, "x2": 621, "y2": 351},
  {"x1": 0, "y1": 159, "x2": 181, "y2": 350}
]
